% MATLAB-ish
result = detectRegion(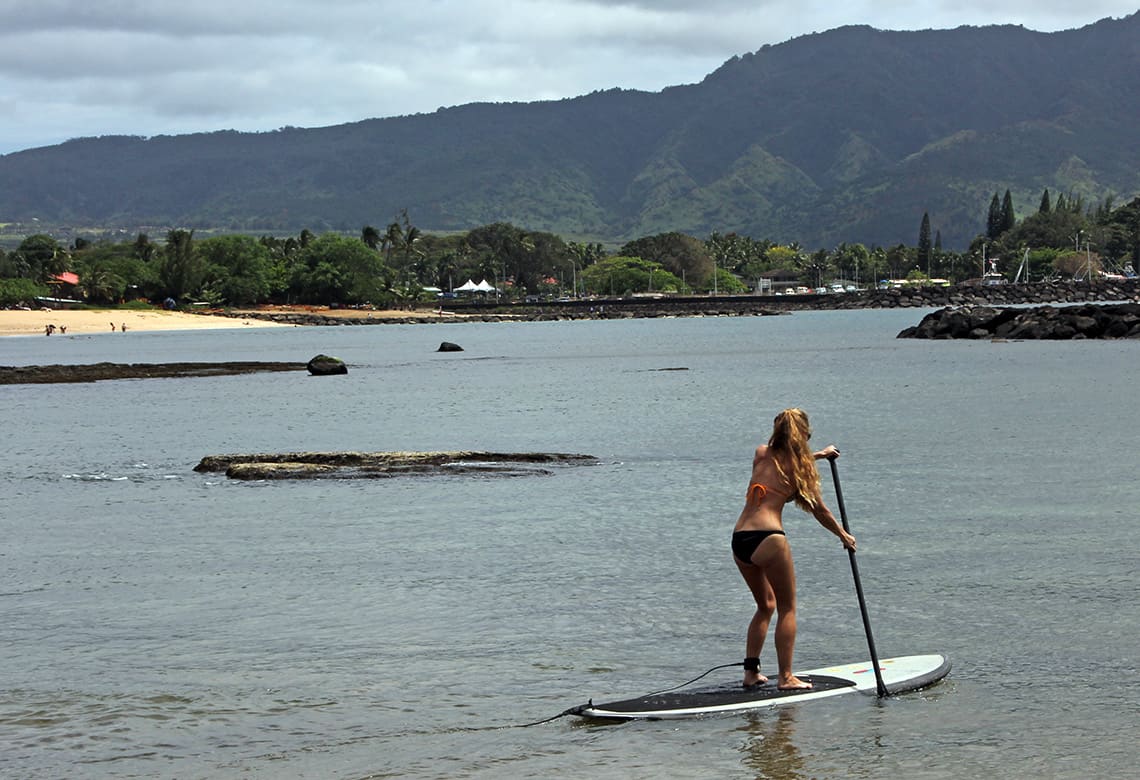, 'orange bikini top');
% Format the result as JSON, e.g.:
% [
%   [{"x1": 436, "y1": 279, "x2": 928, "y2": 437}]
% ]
[{"x1": 748, "y1": 482, "x2": 790, "y2": 502}]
